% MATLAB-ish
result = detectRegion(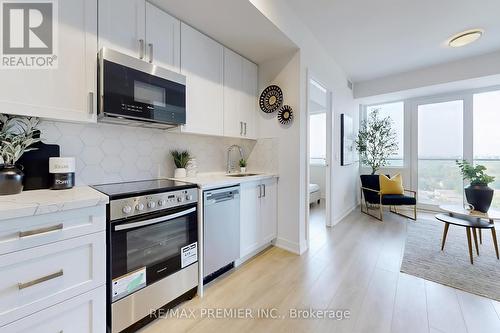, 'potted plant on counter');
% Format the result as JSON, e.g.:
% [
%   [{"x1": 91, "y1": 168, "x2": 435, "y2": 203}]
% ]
[
  {"x1": 239, "y1": 158, "x2": 247, "y2": 173},
  {"x1": 456, "y1": 160, "x2": 495, "y2": 213},
  {"x1": 170, "y1": 150, "x2": 191, "y2": 178},
  {"x1": 0, "y1": 114, "x2": 40, "y2": 195}
]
